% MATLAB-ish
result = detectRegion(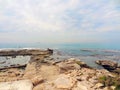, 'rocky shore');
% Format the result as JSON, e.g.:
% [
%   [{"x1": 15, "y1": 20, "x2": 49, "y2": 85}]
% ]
[
  {"x1": 0, "y1": 49, "x2": 120, "y2": 90},
  {"x1": 95, "y1": 60, "x2": 120, "y2": 74},
  {"x1": 0, "y1": 48, "x2": 53, "y2": 56}
]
